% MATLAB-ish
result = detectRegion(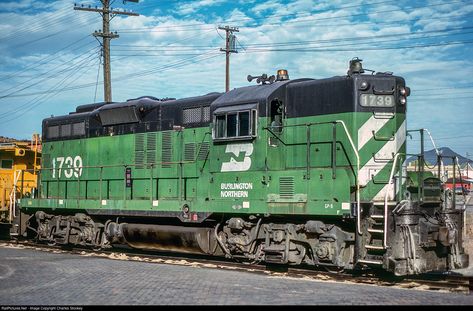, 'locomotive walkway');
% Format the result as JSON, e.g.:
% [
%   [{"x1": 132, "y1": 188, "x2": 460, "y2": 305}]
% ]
[{"x1": 0, "y1": 246, "x2": 472, "y2": 306}]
